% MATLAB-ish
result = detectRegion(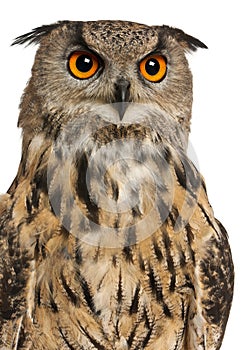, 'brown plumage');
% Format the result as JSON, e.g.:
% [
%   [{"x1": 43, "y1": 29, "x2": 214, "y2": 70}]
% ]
[{"x1": 0, "y1": 21, "x2": 233, "y2": 349}]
